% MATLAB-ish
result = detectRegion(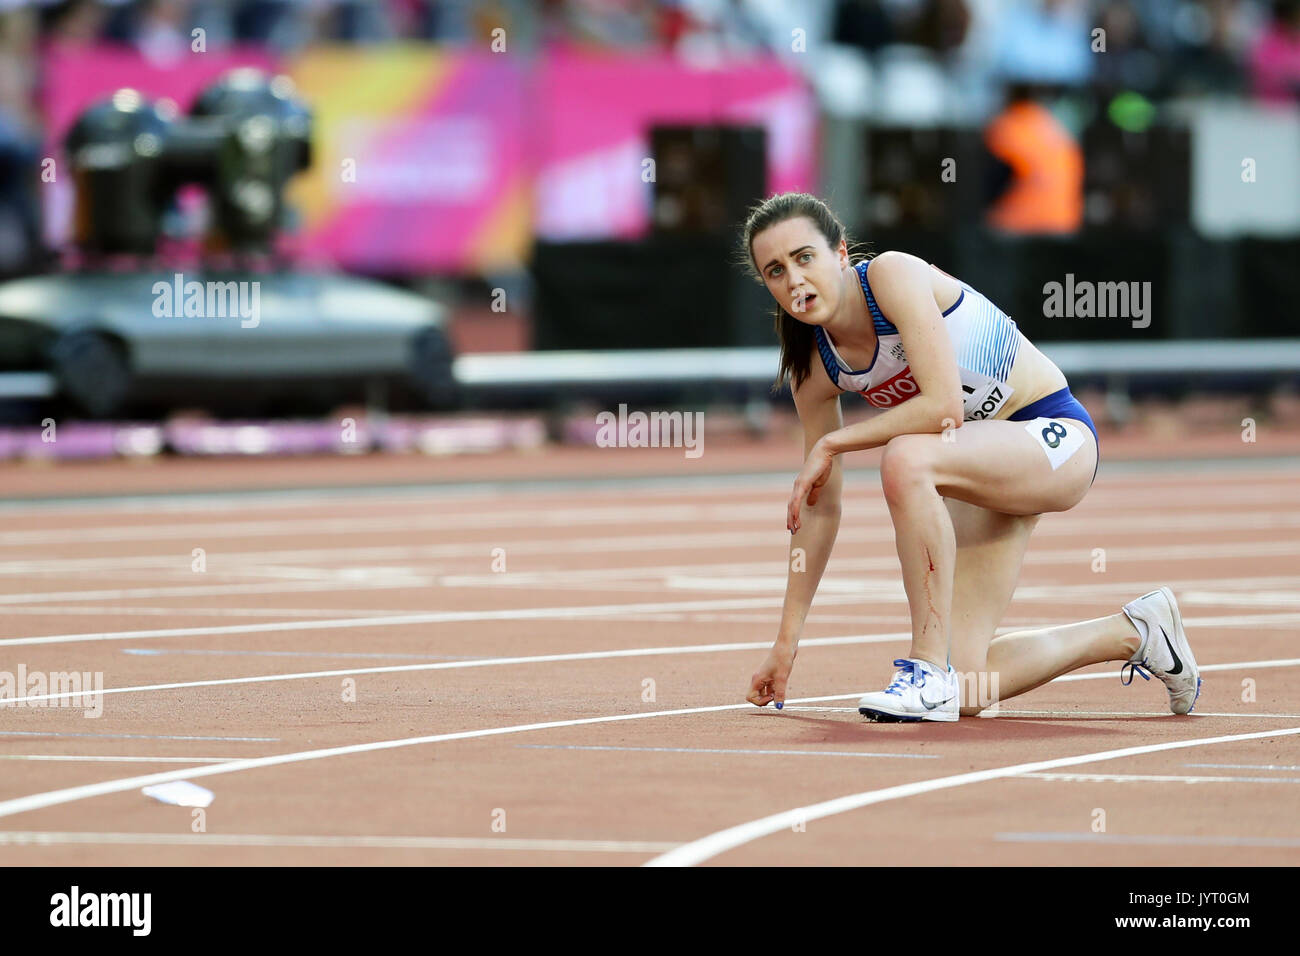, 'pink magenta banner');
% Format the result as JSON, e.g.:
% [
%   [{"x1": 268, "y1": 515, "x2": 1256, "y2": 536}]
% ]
[
  {"x1": 284, "y1": 47, "x2": 531, "y2": 273},
  {"x1": 40, "y1": 45, "x2": 816, "y2": 272},
  {"x1": 534, "y1": 50, "x2": 817, "y2": 241}
]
